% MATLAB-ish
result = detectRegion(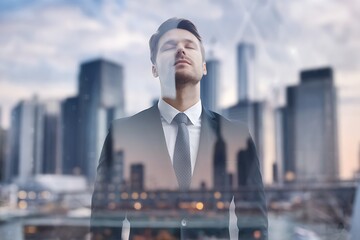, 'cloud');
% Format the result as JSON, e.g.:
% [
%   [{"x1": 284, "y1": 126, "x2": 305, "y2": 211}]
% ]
[{"x1": 0, "y1": 0, "x2": 359, "y2": 119}]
